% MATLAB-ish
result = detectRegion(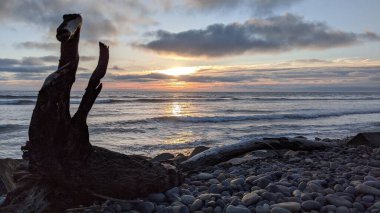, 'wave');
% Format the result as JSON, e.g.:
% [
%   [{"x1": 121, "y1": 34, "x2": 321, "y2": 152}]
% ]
[
  {"x1": 0, "y1": 124, "x2": 26, "y2": 133},
  {"x1": 150, "y1": 109, "x2": 380, "y2": 123},
  {"x1": 0, "y1": 100, "x2": 36, "y2": 105}
]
